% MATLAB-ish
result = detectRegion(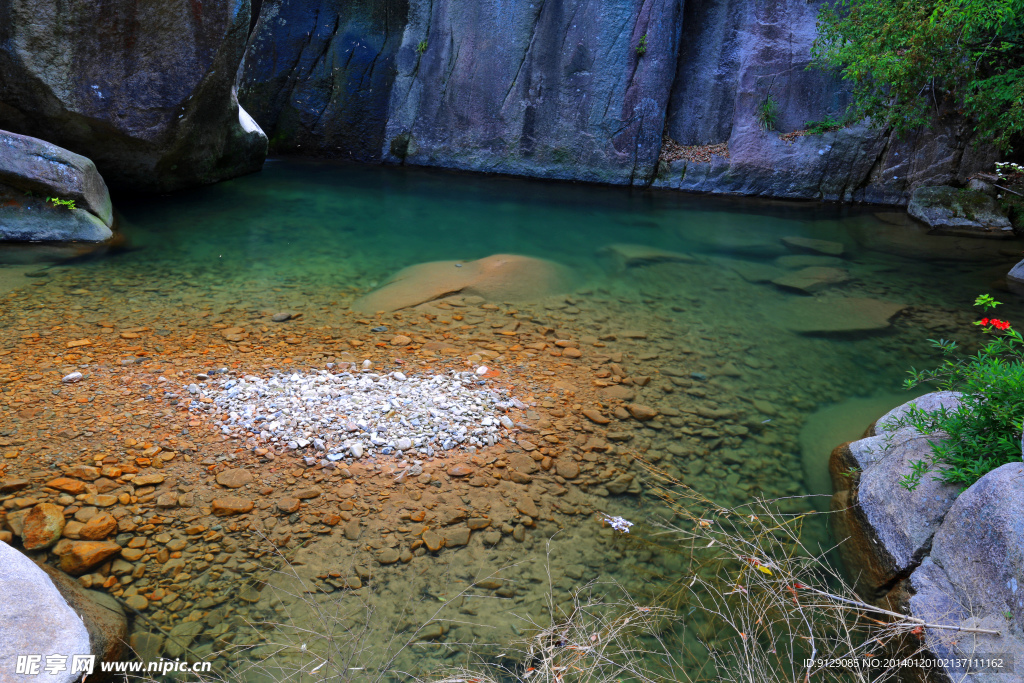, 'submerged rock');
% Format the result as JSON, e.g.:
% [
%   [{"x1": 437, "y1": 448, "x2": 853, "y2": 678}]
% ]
[
  {"x1": 0, "y1": 131, "x2": 113, "y2": 242},
  {"x1": 598, "y1": 243, "x2": 697, "y2": 268},
  {"x1": 775, "y1": 296, "x2": 905, "y2": 335},
  {"x1": 354, "y1": 254, "x2": 573, "y2": 313},
  {"x1": 0, "y1": 0, "x2": 267, "y2": 192},
  {"x1": 907, "y1": 185, "x2": 1013, "y2": 238},
  {"x1": 771, "y1": 266, "x2": 849, "y2": 294}
]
